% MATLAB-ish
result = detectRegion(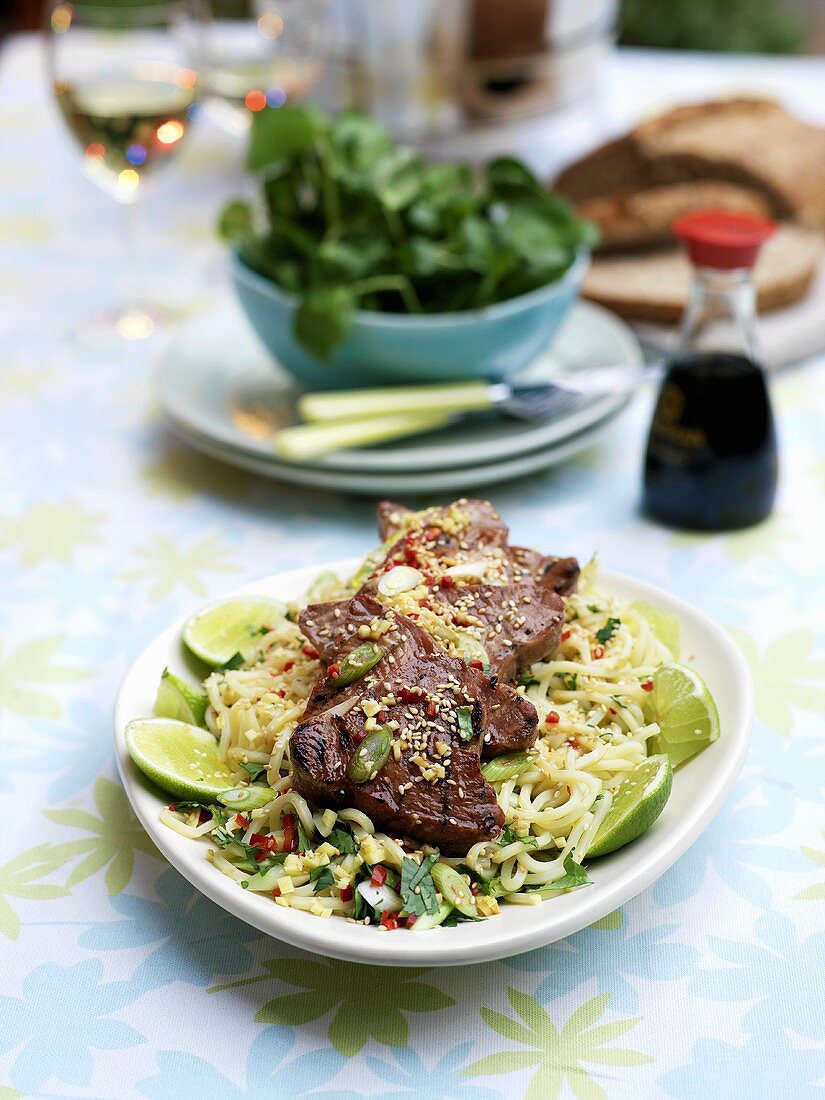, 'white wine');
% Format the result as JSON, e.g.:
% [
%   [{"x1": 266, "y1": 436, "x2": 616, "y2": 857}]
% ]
[{"x1": 55, "y1": 66, "x2": 196, "y2": 200}]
